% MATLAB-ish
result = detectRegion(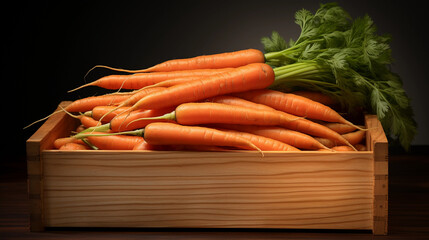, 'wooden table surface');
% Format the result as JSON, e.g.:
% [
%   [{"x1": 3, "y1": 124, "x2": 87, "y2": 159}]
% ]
[{"x1": 1, "y1": 147, "x2": 429, "y2": 239}]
